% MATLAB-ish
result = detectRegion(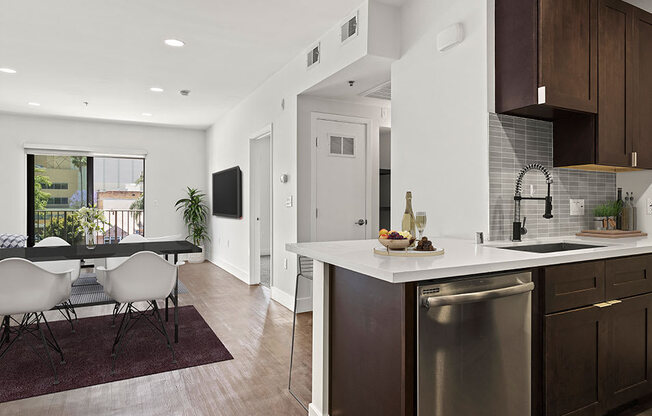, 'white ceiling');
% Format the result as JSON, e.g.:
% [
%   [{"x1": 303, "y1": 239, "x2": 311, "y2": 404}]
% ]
[{"x1": 0, "y1": 0, "x2": 363, "y2": 129}]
